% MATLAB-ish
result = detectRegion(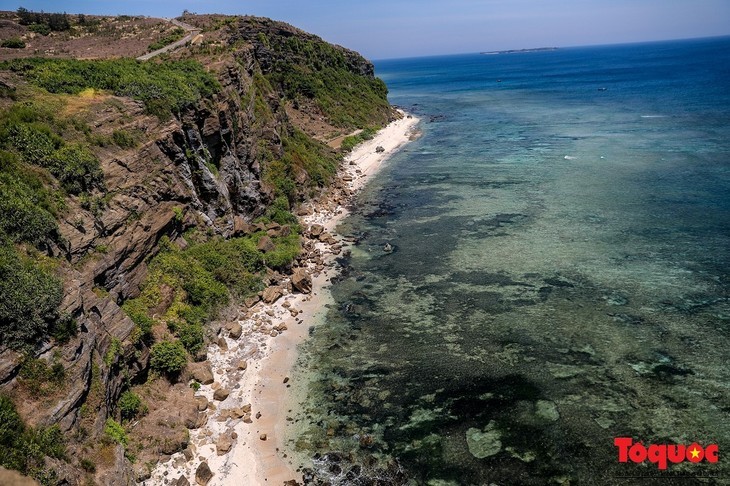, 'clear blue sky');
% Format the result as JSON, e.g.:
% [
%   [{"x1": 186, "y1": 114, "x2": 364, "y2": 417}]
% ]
[{"x1": 2, "y1": 0, "x2": 729, "y2": 59}]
